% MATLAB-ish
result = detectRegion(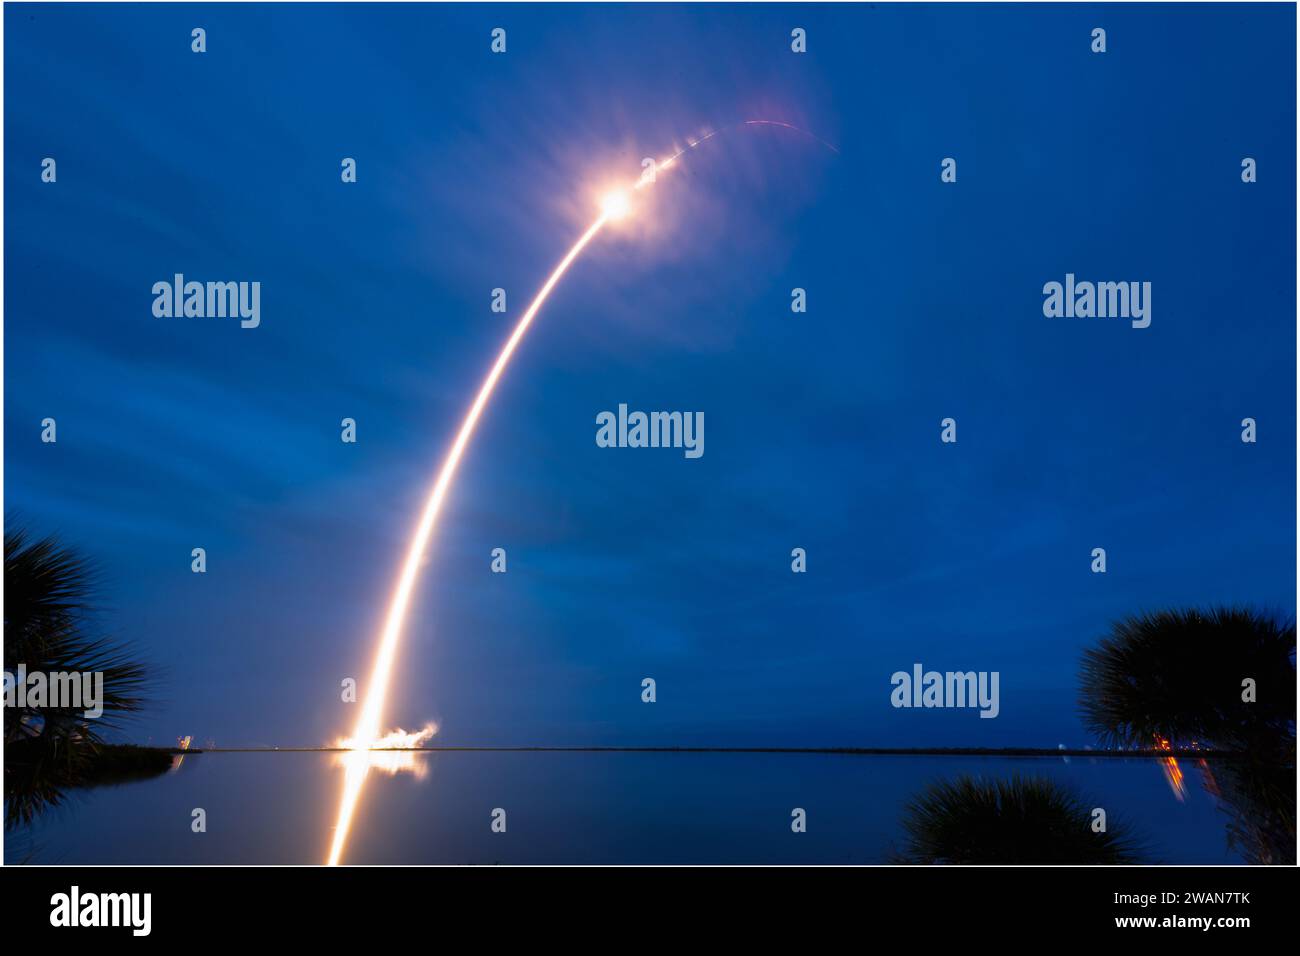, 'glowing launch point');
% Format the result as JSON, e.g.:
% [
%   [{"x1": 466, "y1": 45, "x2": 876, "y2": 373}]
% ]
[{"x1": 601, "y1": 189, "x2": 631, "y2": 220}]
